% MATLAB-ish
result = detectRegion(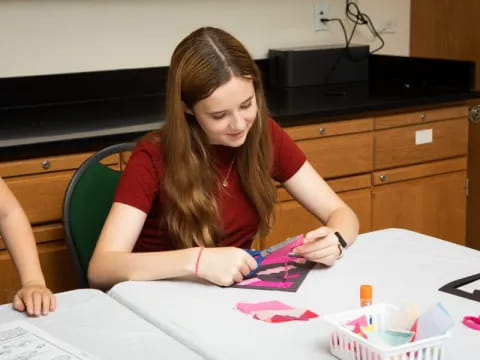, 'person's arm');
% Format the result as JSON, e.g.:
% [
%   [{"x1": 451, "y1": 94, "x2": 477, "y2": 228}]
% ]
[
  {"x1": 88, "y1": 202, "x2": 257, "y2": 290},
  {"x1": 282, "y1": 161, "x2": 359, "y2": 265},
  {"x1": 0, "y1": 178, "x2": 55, "y2": 316}
]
